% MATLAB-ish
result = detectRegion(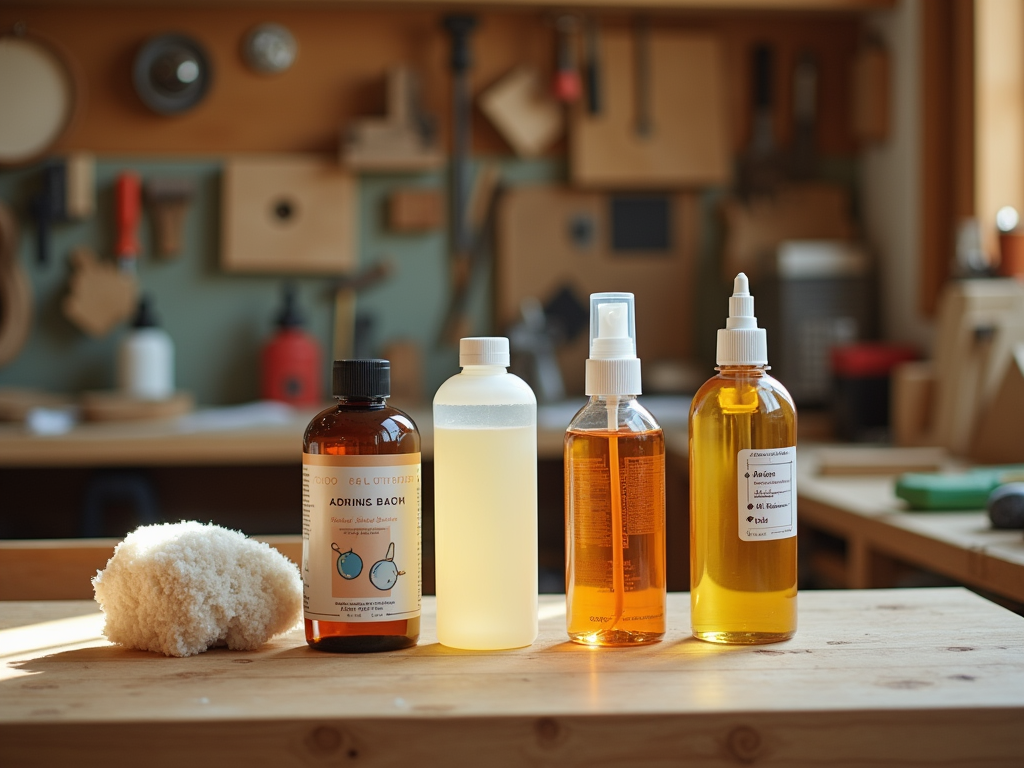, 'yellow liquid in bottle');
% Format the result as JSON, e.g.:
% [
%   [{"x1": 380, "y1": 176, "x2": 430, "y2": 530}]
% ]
[
  {"x1": 689, "y1": 367, "x2": 797, "y2": 644},
  {"x1": 565, "y1": 428, "x2": 666, "y2": 646}
]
